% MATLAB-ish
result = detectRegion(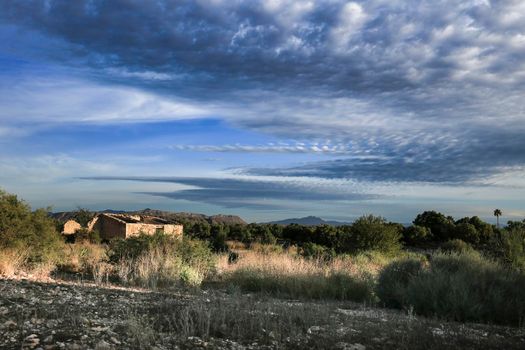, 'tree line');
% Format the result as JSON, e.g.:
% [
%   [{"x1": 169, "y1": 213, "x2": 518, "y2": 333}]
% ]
[{"x1": 179, "y1": 210, "x2": 523, "y2": 255}]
